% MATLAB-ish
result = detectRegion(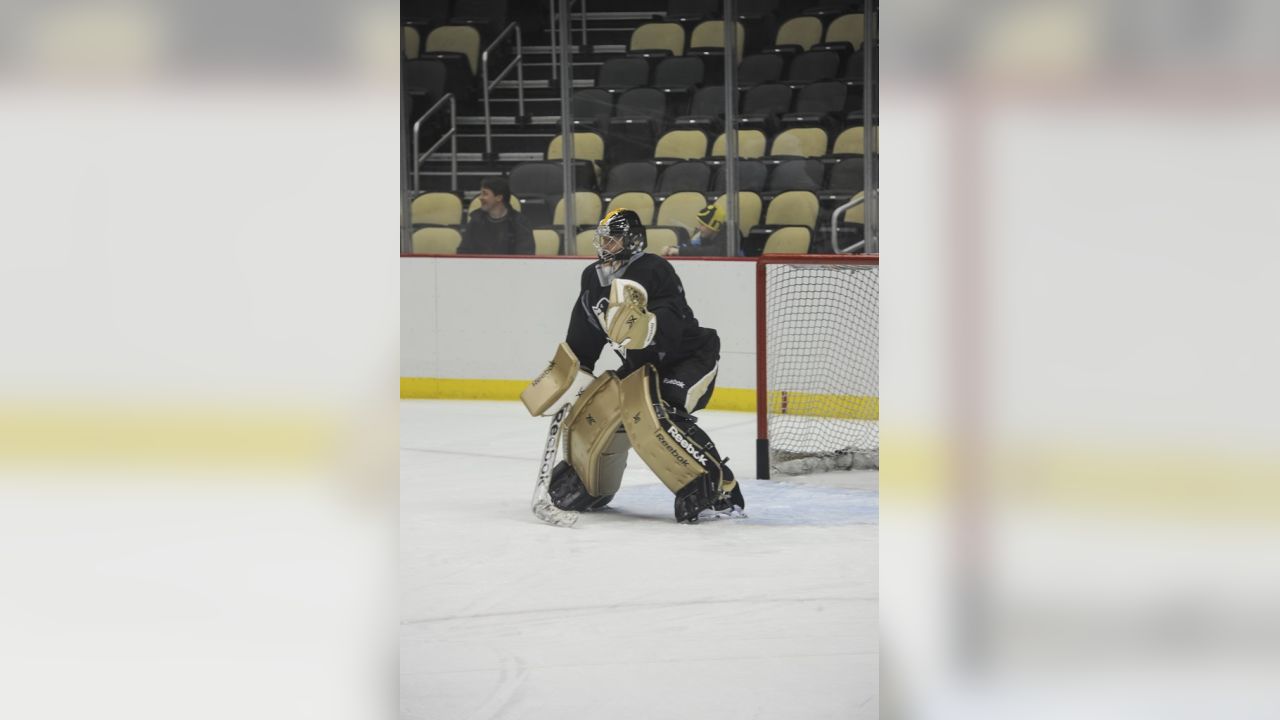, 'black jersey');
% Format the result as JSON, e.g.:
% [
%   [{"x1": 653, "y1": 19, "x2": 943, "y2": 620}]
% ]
[{"x1": 565, "y1": 252, "x2": 719, "y2": 375}]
